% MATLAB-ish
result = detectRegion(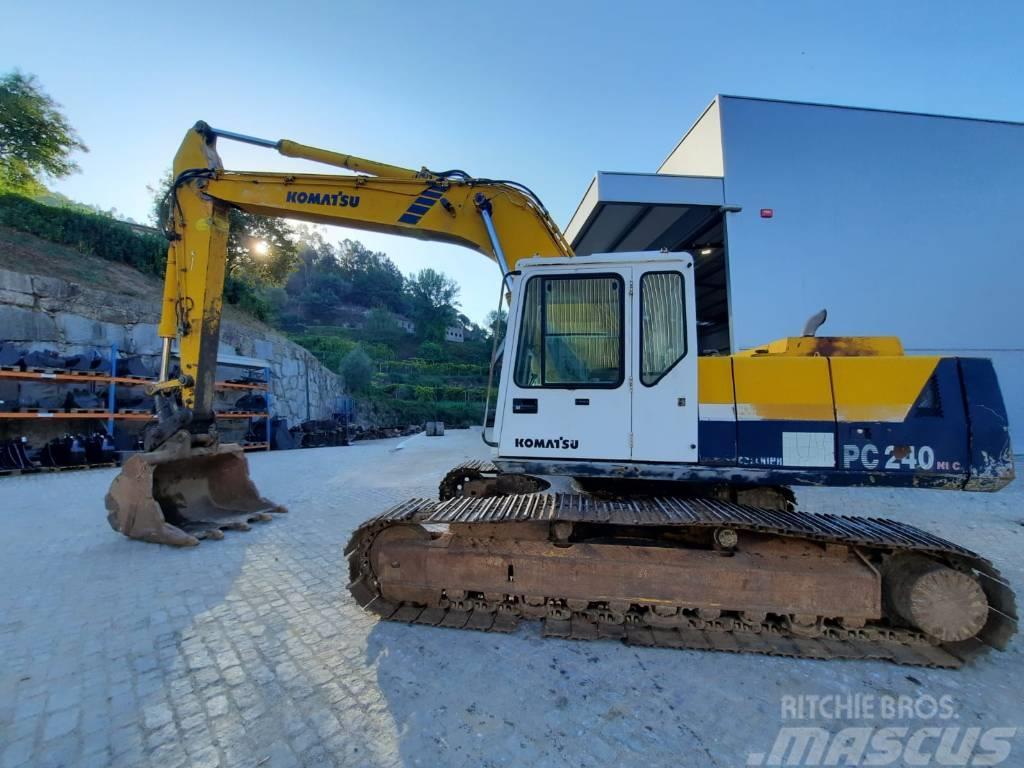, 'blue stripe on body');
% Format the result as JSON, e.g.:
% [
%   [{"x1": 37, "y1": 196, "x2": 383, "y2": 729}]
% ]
[{"x1": 698, "y1": 420, "x2": 736, "y2": 465}]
